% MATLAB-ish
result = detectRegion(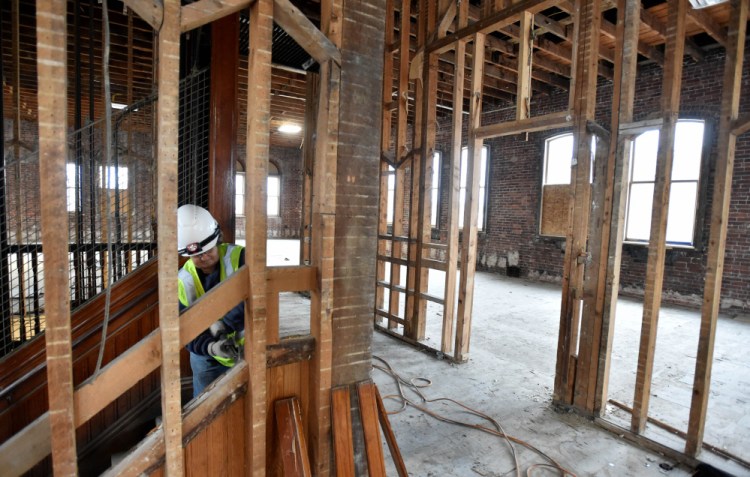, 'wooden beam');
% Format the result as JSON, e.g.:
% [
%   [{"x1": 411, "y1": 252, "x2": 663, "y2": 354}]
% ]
[
  {"x1": 275, "y1": 398, "x2": 313, "y2": 477},
  {"x1": 442, "y1": 0, "x2": 468, "y2": 355},
  {"x1": 332, "y1": 387, "x2": 355, "y2": 476},
  {"x1": 156, "y1": 1, "x2": 184, "y2": 473},
  {"x1": 592, "y1": 0, "x2": 641, "y2": 415},
  {"x1": 685, "y1": 0, "x2": 747, "y2": 457},
  {"x1": 267, "y1": 335, "x2": 316, "y2": 367},
  {"x1": 428, "y1": 0, "x2": 561, "y2": 54},
  {"x1": 180, "y1": 0, "x2": 253, "y2": 33},
  {"x1": 687, "y1": 5, "x2": 728, "y2": 48},
  {"x1": 600, "y1": 18, "x2": 664, "y2": 65},
  {"x1": 358, "y1": 383, "x2": 387, "y2": 477},
  {"x1": 37, "y1": 0, "x2": 77, "y2": 473},
  {"x1": 273, "y1": 0, "x2": 341, "y2": 66},
  {"x1": 245, "y1": 0, "x2": 272, "y2": 473},
  {"x1": 102, "y1": 362, "x2": 249, "y2": 477},
  {"x1": 516, "y1": 11, "x2": 533, "y2": 120},
  {"x1": 375, "y1": 386, "x2": 408, "y2": 477},
  {"x1": 123, "y1": 0, "x2": 163, "y2": 31},
  {"x1": 554, "y1": 0, "x2": 601, "y2": 407},
  {"x1": 731, "y1": 113, "x2": 750, "y2": 136},
  {"x1": 455, "y1": 32, "x2": 486, "y2": 362},
  {"x1": 267, "y1": 265, "x2": 316, "y2": 293},
  {"x1": 631, "y1": 0, "x2": 687, "y2": 434},
  {"x1": 475, "y1": 111, "x2": 572, "y2": 139},
  {"x1": 209, "y1": 13, "x2": 240, "y2": 242}
]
